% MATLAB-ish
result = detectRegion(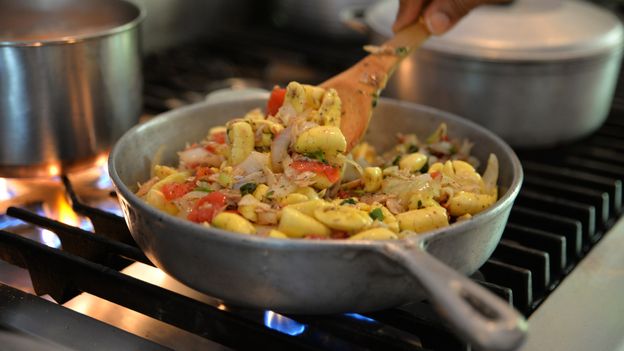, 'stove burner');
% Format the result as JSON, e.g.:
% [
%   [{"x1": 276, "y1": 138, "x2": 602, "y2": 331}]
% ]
[{"x1": 264, "y1": 311, "x2": 307, "y2": 336}]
